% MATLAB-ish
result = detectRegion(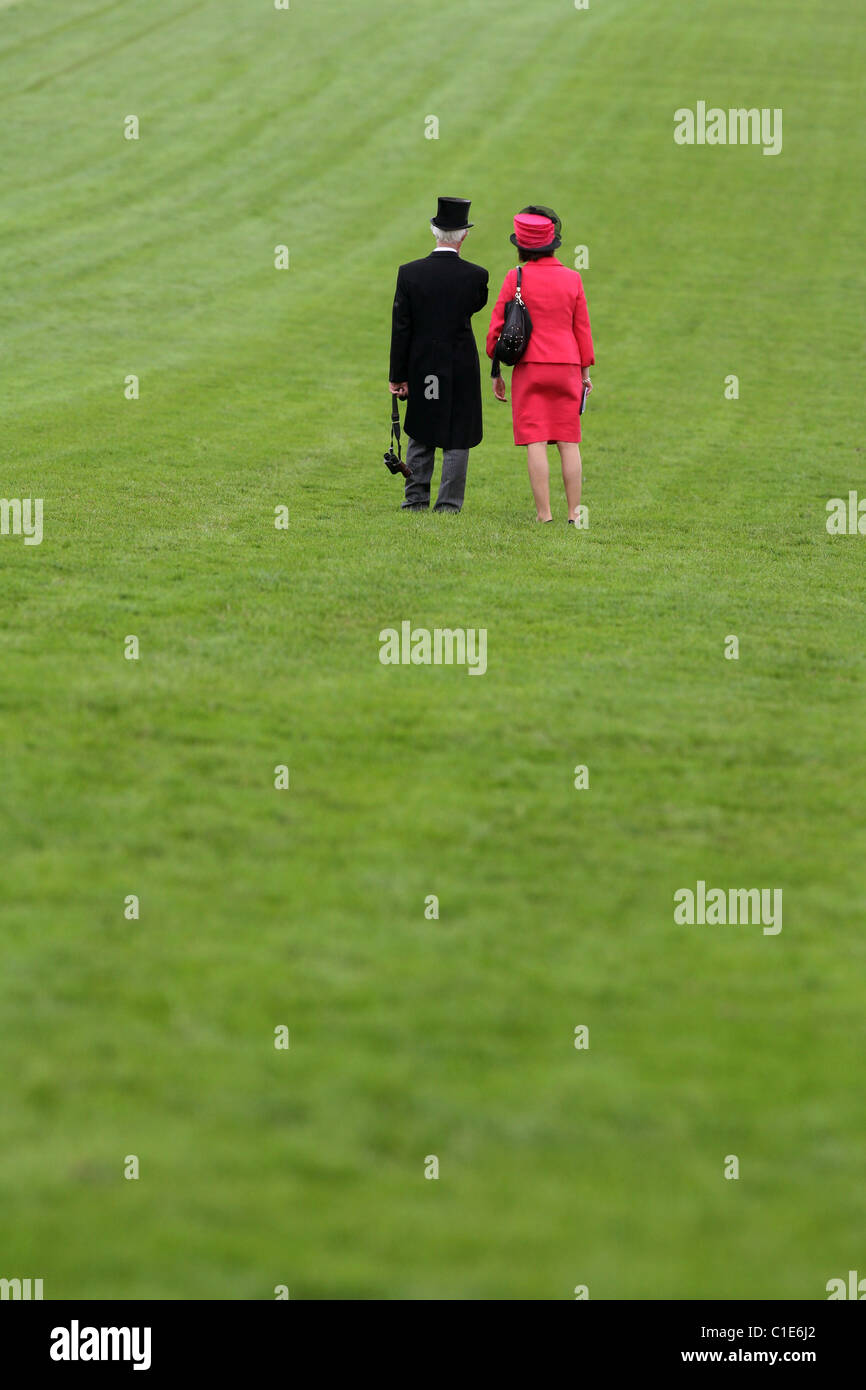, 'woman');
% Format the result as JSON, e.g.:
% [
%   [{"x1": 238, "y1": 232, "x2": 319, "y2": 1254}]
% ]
[{"x1": 486, "y1": 206, "x2": 595, "y2": 523}]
